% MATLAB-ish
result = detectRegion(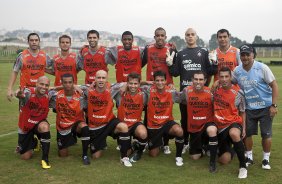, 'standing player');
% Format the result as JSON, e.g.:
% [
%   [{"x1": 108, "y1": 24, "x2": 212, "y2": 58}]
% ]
[
  {"x1": 214, "y1": 67, "x2": 247, "y2": 179},
  {"x1": 50, "y1": 73, "x2": 91, "y2": 165},
  {"x1": 211, "y1": 29, "x2": 241, "y2": 82},
  {"x1": 105, "y1": 31, "x2": 142, "y2": 82},
  {"x1": 233, "y1": 44, "x2": 278, "y2": 170},
  {"x1": 142, "y1": 27, "x2": 177, "y2": 154},
  {"x1": 7, "y1": 32, "x2": 52, "y2": 101},
  {"x1": 143, "y1": 70, "x2": 184, "y2": 166},
  {"x1": 114, "y1": 72, "x2": 147, "y2": 162},
  {"x1": 169, "y1": 28, "x2": 217, "y2": 154},
  {"x1": 77, "y1": 30, "x2": 108, "y2": 84},
  {"x1": 84, "y1": 70, "x2": 132, "y2": 167},
  {"x1": 49, "y1": 34, "x2": 79, "y2": 86},
  {"x1": 180, "y1": 71, "x2": 217, "y2": 173},
  {"x1": 15, "y1": 76, "x2": 51, "y2": 169}
]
